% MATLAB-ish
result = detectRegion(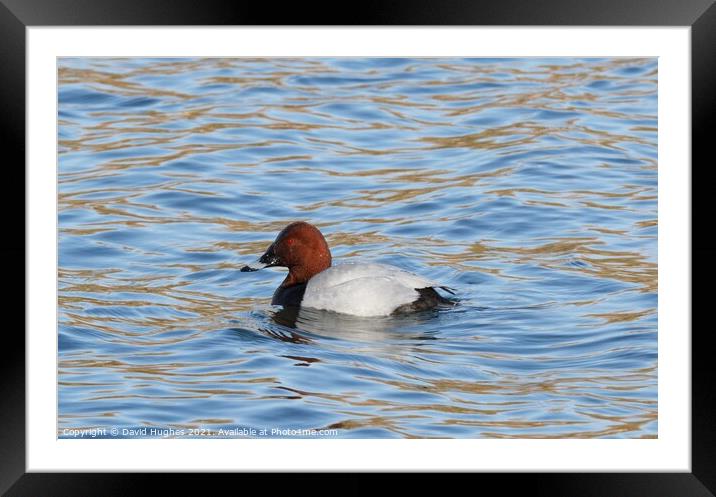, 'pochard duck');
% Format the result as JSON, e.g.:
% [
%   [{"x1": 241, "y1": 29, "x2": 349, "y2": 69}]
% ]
[{"x1": 242, "y1": 222, "x2": 455, "y2": 317}]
